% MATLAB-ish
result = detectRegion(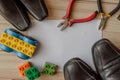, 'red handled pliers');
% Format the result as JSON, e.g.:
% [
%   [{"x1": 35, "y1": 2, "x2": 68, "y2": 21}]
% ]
[{"x1": 57, "y1": 0, "x2": 98, "y2": 31}]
